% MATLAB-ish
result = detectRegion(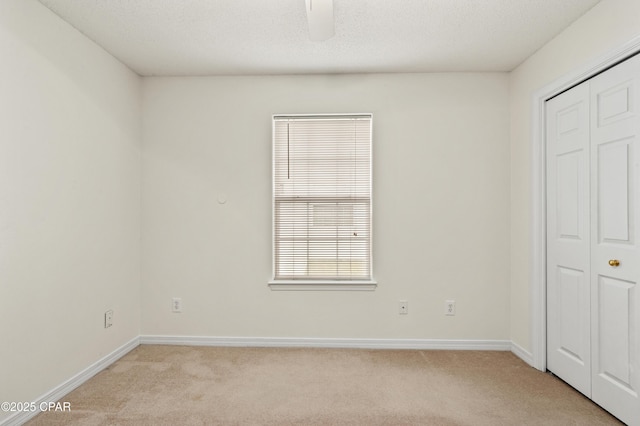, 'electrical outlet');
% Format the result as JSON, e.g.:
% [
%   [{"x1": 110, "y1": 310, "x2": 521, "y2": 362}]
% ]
[
  {"x1": 104, "y1": 310, "x2": 113, "y2": 328},
  {"x1": 399, "y1": 300, "x2": 408, "y2": 315},
  {"x1": 445, "y1": 300, "x2": 456, "y2": 316},
  {"x1": 172, "y1": 298, "x2": 182, "y2": 313}
]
